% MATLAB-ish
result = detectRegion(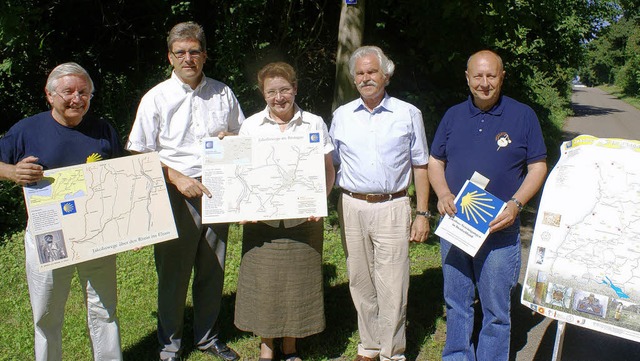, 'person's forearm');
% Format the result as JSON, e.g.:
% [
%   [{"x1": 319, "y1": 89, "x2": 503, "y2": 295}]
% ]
[
  {"x1": 427, "y1": 156, "x2": 451, "y2": 199},
  {"x1": 163, "y1": 164, "x2": 187, "y2": 186},
  {"x1": 324, "y1": 153, "x2": 336, "y2": 196},
  {"x1": 511, "y1": 160, "x2": 547, "y2": 206},
  {"x1": 0, "y1": 161, "x2": 17, "y2": 183},
  {"x1": 0, "y1": 157, "x2": 44, "y2": 185},
  {"x1": 413, "y1": 164, "x2": 429, "y2": 211}
]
